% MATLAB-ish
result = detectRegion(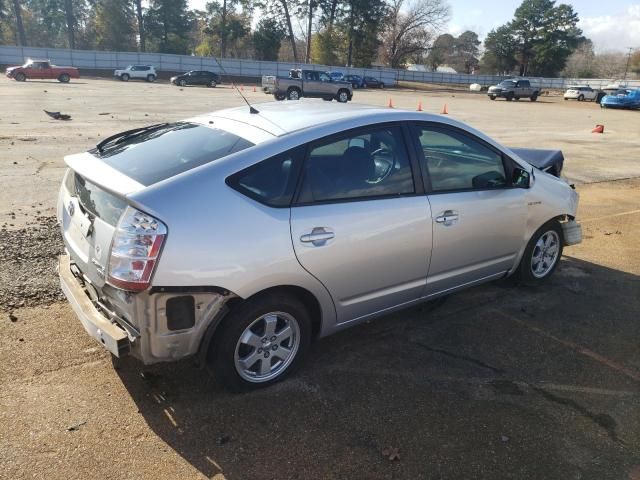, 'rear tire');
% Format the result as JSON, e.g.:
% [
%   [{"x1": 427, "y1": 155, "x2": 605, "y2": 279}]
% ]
[
  {"x1": 146, "y1": 74, "x2": 156, "y2": 82},
  {"x1": 15, "y1": 72, "x2": 26, "y2": 82},
  {"x1": 514, "y1": 220, "x2": 564, "y2": 285},
  {"x1": 530, "y1": 93, "x2": 538, "y2": 102},
  {"x1": 58, "y1": 73, "x2": 70, "y2": 83},
  {"x1": 337, "y1": 89, "x2": 349, "y2": 103},
  {"x1": 208, "y1": 79, "x2": 217, "y2": 88},
  {"x1": 209, "y1": 292, "x2": 311, "y2": 392}
]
